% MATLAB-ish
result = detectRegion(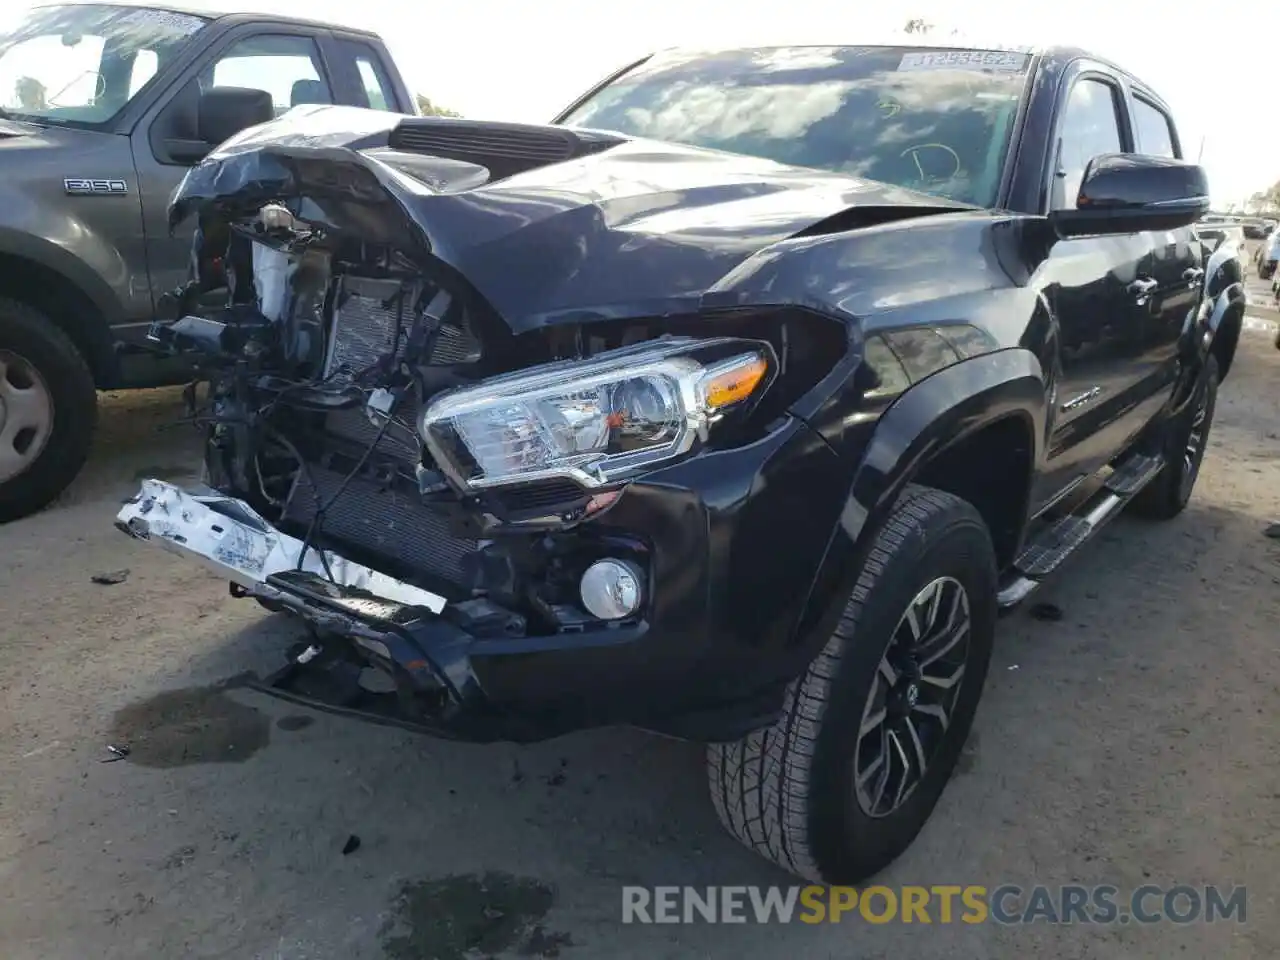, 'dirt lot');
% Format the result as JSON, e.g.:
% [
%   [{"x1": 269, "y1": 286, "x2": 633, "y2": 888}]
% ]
[{"x1": 3, "y1": 318, "x2": 1280, "y2": 959}]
